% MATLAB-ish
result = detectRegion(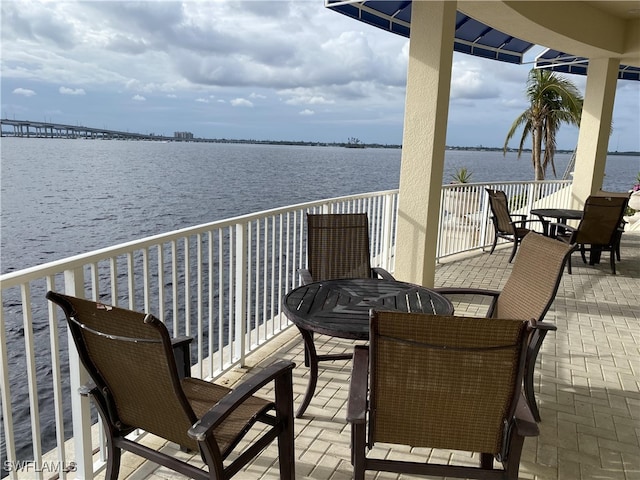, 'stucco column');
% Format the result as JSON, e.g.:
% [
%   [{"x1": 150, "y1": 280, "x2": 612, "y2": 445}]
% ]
[
  {"x1": 394, "y1": 1, "x2": 456, "y2": 287},
  {"x1": 571, "y1": 57, "x2": 620, "y2": 206}
]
